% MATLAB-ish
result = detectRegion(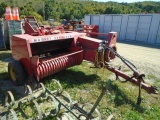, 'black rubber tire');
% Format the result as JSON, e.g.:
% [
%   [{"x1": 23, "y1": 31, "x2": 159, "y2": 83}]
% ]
[{"x1": 8, "y1": 60, "x2": 26, "y2": 86}]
